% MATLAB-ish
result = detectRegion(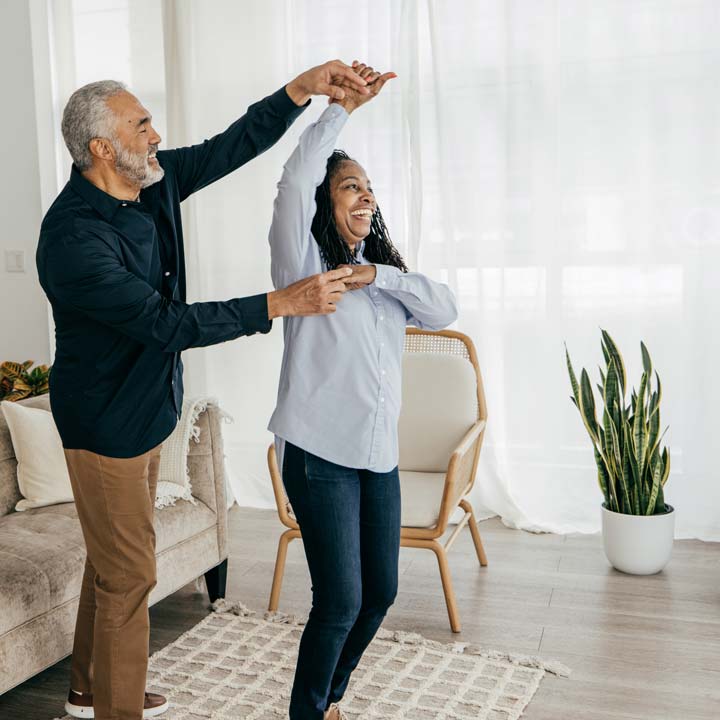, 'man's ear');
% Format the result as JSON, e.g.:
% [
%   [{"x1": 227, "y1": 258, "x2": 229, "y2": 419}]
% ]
[{"x1": 88, "y1": 137, "x2": 114, "y2": 162}]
